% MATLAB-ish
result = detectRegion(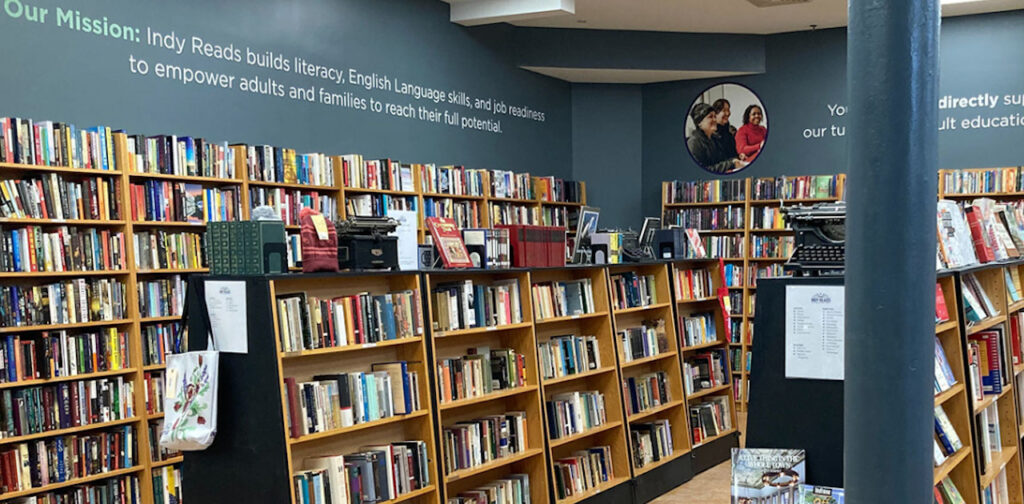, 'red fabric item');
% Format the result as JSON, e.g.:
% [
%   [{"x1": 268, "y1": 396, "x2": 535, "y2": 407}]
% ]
[
  {"x1": 299, "y1": 208, "x2": 338, "y2": 272},
  {"x1": 735, "y1": 123, "x2": 767, "y2": 160}
]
